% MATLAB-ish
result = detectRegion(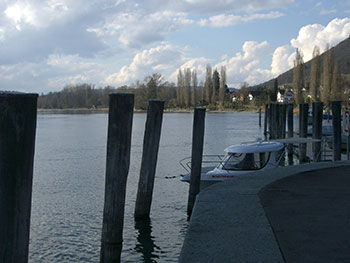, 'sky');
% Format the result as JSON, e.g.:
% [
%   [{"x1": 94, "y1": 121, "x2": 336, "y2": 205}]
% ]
[{"x1": 1, "y1": 0, "x2": 350, "y2": 94}]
